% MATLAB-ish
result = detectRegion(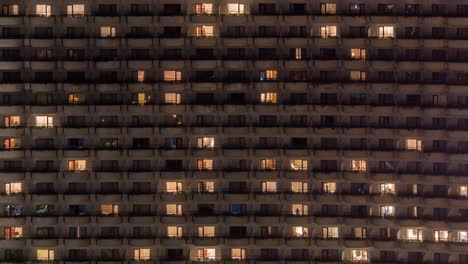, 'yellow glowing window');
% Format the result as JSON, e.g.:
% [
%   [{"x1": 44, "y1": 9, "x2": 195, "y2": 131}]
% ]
[
  {"x1": 292, "y1": 226, "x2": 308, "y2": 237},
  {"x1": 434, "y1": 230, "x2": 448, "y2": 242},
  {"x1": 380, "y1": 205, "x2": 395, "y2": 217},
  {"x1": 197, "y1": 159, "x2": 213, "y2": 170},
  {"x1": 68, "y1": 93, "x2": 80, "y2": 104},
  {"x1": 458, "y1": 231, "x2": 468, "y2": 242},
  {"x1": 260, "y1": 92, "x2": 277, "y2": 103},
  {"x1": 164, "y1": 93, "x2": 182, "y2": 104},
  {"x1": 261, "y1": 181, "x2": 277, "y2": 192},
  {"x1": 291, "y1": 182, "x2": 308, "y2": 193},
  {"x1": 352, "y1": 250, "x2": 368, "y2": 262},
  {"x1": 133, "y1": 248, "x2": 150, "y2": 261},
  {"x1": 167, "y1": 226, "x2": 183, "y2": 238},
  {"x1": 294, "y1": 48, "x2": 303, "y2": 59},
  {"x1": 134, "y1": 92, "x2": 148, "y2": 105},
  {"x1": 4, "y1": 116, "x2": 20, "y2": 127},
  {"x1": 166, "y1": 181, "x2": 183, "y2": 193},
  {"x1": 322, "y1": 227, "x2": 339, "y2": 238},
  {"x1": 320, "y1": 25, "x2": 337, "y2": 38},
  {"x1": 3, "y1": 5, "x2": 19, "y2": 15},
  {"x1": 101, "y1": 204, "x2": 119, "y2": 215},
  {"x1": 3, "y1": 138, "x2": 20, "y2": 150},
  {"x1": 352, "y1": 160, "x2": 367, "y2": 172},
  {"x1": 100, "y1": 26, "x2": 117, "y2": 37},
  {"x1": 380, "y1": 183, "x2": 395, "y2": 194},
  {"x1": 291, "y1": 204, "x2": 308, "y2": 215},
  {"x1": 4, "y1": 227, "x2": 22, "y2": 239},
  {"x1": 35, "y1": 116, "x2": 54, "y2": 128},
  {"x1": 231, "y1": 248, "x2": 246, "y2": 260},
  {"x1": 198, "y1": 181, "x2": 214, "y2": 192},
  {"x1": 36, "y1": 5, "x2": 52, "y2": 17},
  {"x1": 320, "y1": 3, "x2": 336, "y2": 14},
  {"x1": 260, "y1": 159, "x2": 276, "y2": 170},
  {"x1": 198, "y1": 226, "x2": 215, "y2": 237},
  {"x1": 350, "y1": 48, "x2": 366, "y2": 59},
  {"x1": 68, "y1": 160, "x2": 86, "y2": 171},
  {"x1": 197, "y1": 248, "x2": 216, "y2": 261},
  {"x1": 197, "y1": 137, "x2": 215, "y2": 148},
  {"x1": 227, "y1": 3, "x2": 245, "y2": 14},
  {"x1": 460, "y1": 185, "x2": 468, "y2": 197},
  {"x1": 260, "y1": 70, "x2": 277, "y2": 81},
  {"x1": 166, "y1": 204, "x2": 183, "y2": 215},
  {"x1": 350, "y1": 71, "x2": 366, "y2": 81},
  {"x1": 37, "y1": 249, "x2": 54, "y2": 261},
  {"x1": 163, "y1": 70, "x2": 182, "y2": 81},
  {"x1": 406, "y1": 139, "x2": 422, "y2": 151},
  {"x1": 196, "y1": 25, "x2": 214, "y2": 37},
  {"x1": 290, "y1": 160, "x2": 308, "y2": 171},
  {"x1": 5, "y1": 182, "x2": 22, "y2": 195},
  {"x1": 66, "y1": 4, "x2": 85, "y2": 16},
  {"x1": 195, "y1": 3, "x2": 213, "y2": 14},
  {"x1": 406, "y1": 228, "x2": 423, "y2": 241},
  {"x1": 378, "y1": 26, "x2": 395, "y2": 38},
  {"x1": 137, "y1": 71, "x2": 145, "y2": 82},
  {"x1": 322, "y1": 182, "x2": 336, "y2": 193}
]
